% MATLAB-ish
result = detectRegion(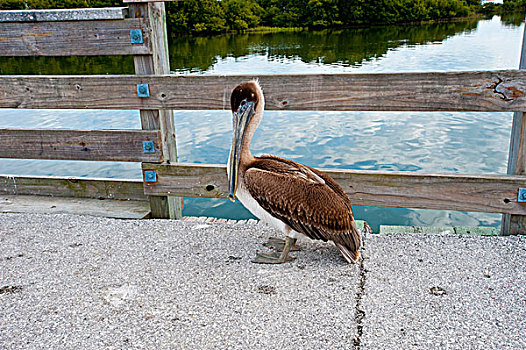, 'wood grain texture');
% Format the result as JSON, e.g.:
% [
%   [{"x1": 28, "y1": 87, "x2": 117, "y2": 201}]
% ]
[
  {"x1": 0, "y1": 70, "x2": 524, "y2": 111},
  {"x1": 0, "y1": 175, "x2": 146, "y2": 201},
  {"x1": 141, "y1": 163, "x2": 526, "y2": 215},
  {"x1": 0, "y1": 8, "x2": 128, "y2": 22},
  {"x1": 0, "y1": 18, "x2": 150, "y2": 56},
  {"x1": 502, "y1": 22, "x2": 526, "y2": 235},
  {"x1": 0, "y1": 129, "x2": 162, "y2": 162},
  {"x1": 132, "y1": 2, "x2": 178, "y2": 163},
  {"x1": 0, "y1": 195, "x2": 150, "y2": 219},
  {"x1": 130, "y1": 2, "x2": 182, "y2": 219}
]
